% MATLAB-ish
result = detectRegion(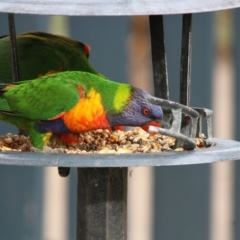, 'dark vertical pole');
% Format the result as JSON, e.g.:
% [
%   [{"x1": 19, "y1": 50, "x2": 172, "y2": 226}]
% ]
[
  {"x1": 180, "y1": 14, "x2": 192, "y2": 106},
  {"x1": 77, "y1": 167, "x2": 127, "y2": 240},
  {"x1": 8, "y1": 13, "x2": 19, "y2": 82},
  {"x1": 149, "y1": 15, "x2": 169, "y2": 100},
  {"x1": 180, "y1": 14, "x2": 192, "y2": 136}
]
